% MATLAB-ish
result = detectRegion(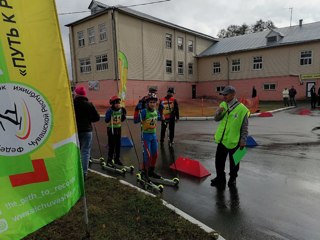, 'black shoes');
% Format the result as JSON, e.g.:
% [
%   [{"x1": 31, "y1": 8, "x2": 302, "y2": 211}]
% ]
[
  {"x1": 148, "y1": 167, "x2": 162, "y2": 179},
  {"x1": 211, "y1": 177, "x2": 236, "y2": 188},
  {"x1": 210, "y1": 177, "x2": 226, "y2": 188},
  {"x1": 114, "y1": 160, "x2": 123, "y2": 166},
  {"x1": 227, "y1": 178, "x2": 237, "y2": 187}
]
